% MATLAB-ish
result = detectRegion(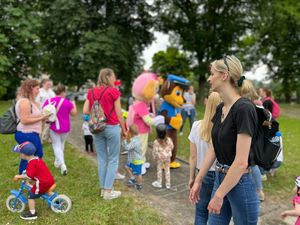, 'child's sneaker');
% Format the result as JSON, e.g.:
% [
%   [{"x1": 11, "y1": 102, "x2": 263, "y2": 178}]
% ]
[
  {"x1": 135, "y1": 184, "x2": 143, "y2": 190},
  {"x1": 115, "y1": 172, "x2": 125, "y2": 180},
  {"x1": 20, "y1": 211, "x2": 38, "y2": 220},
  {"x1": 152, "y1": 180, "x2": 162, "y2": 188},
  {"x1": 54, "y1": 161, "x2": 60, "y2": 168},
  {"x1": 103, "y1": 190, "x2": 121, "y2": 200},
  {"x1": 166, "y1": 184, "x2": 171, "y2": 189},
  {"x1": 126, "y1": 178, "x2": 136, "y2": 186}
]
